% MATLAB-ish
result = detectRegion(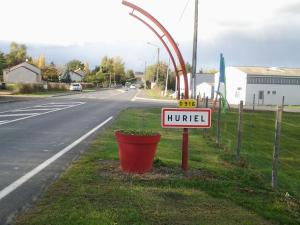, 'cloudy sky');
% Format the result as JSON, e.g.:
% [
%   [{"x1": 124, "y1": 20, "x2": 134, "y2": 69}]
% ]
[{"x1": 1, "y1": 0, "x2": 300, "y2": 71}]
